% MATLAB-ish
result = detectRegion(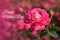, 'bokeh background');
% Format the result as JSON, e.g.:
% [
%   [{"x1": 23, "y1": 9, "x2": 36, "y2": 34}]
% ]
[{"x1": 0, "y1": 0, "x2": 60, "y2": 40}]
